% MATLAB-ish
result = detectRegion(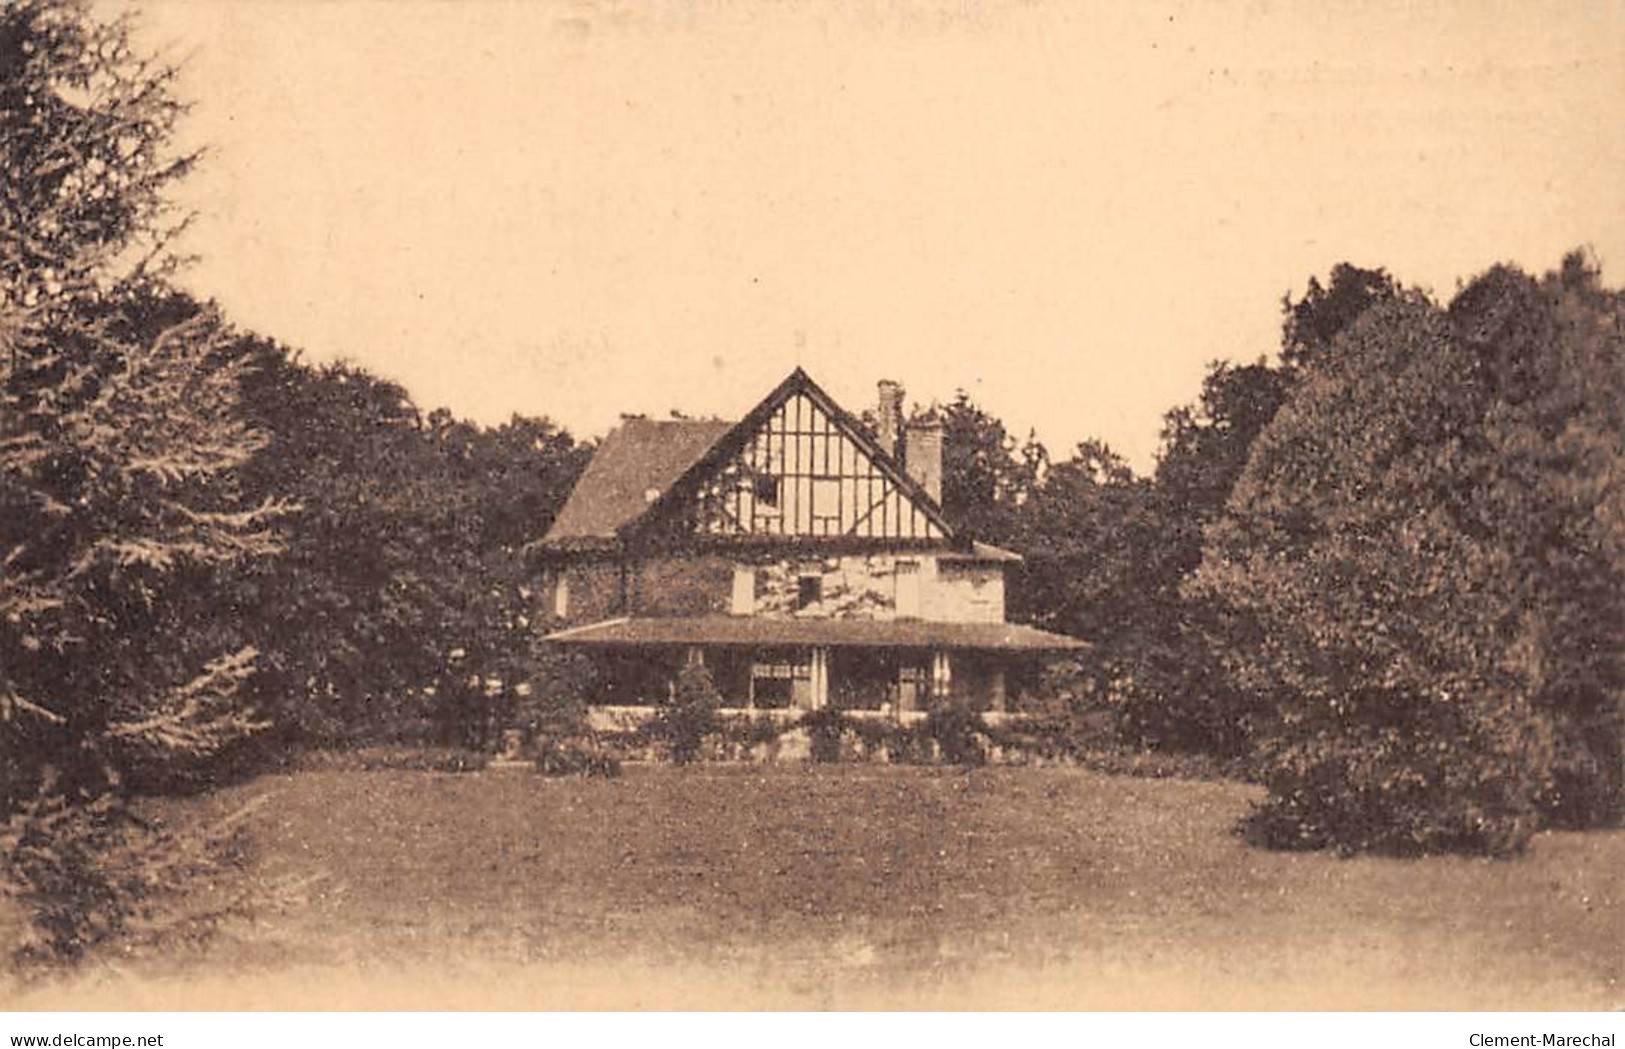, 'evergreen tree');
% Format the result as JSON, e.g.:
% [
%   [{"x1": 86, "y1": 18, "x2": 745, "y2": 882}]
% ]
[{"x1": 1, "y1": 0, "x2": 285, "y2": 963}]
